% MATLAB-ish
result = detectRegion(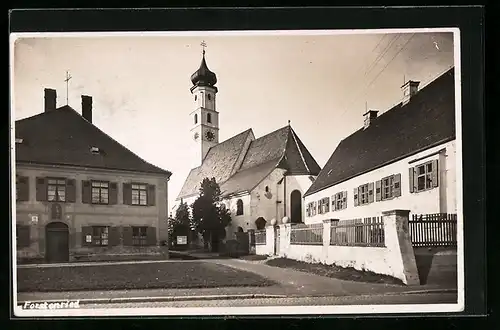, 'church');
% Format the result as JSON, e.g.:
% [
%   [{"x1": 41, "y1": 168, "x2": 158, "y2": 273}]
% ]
[{"x1": 173, "y1": 49, "x2": 322, "y2": 240}]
